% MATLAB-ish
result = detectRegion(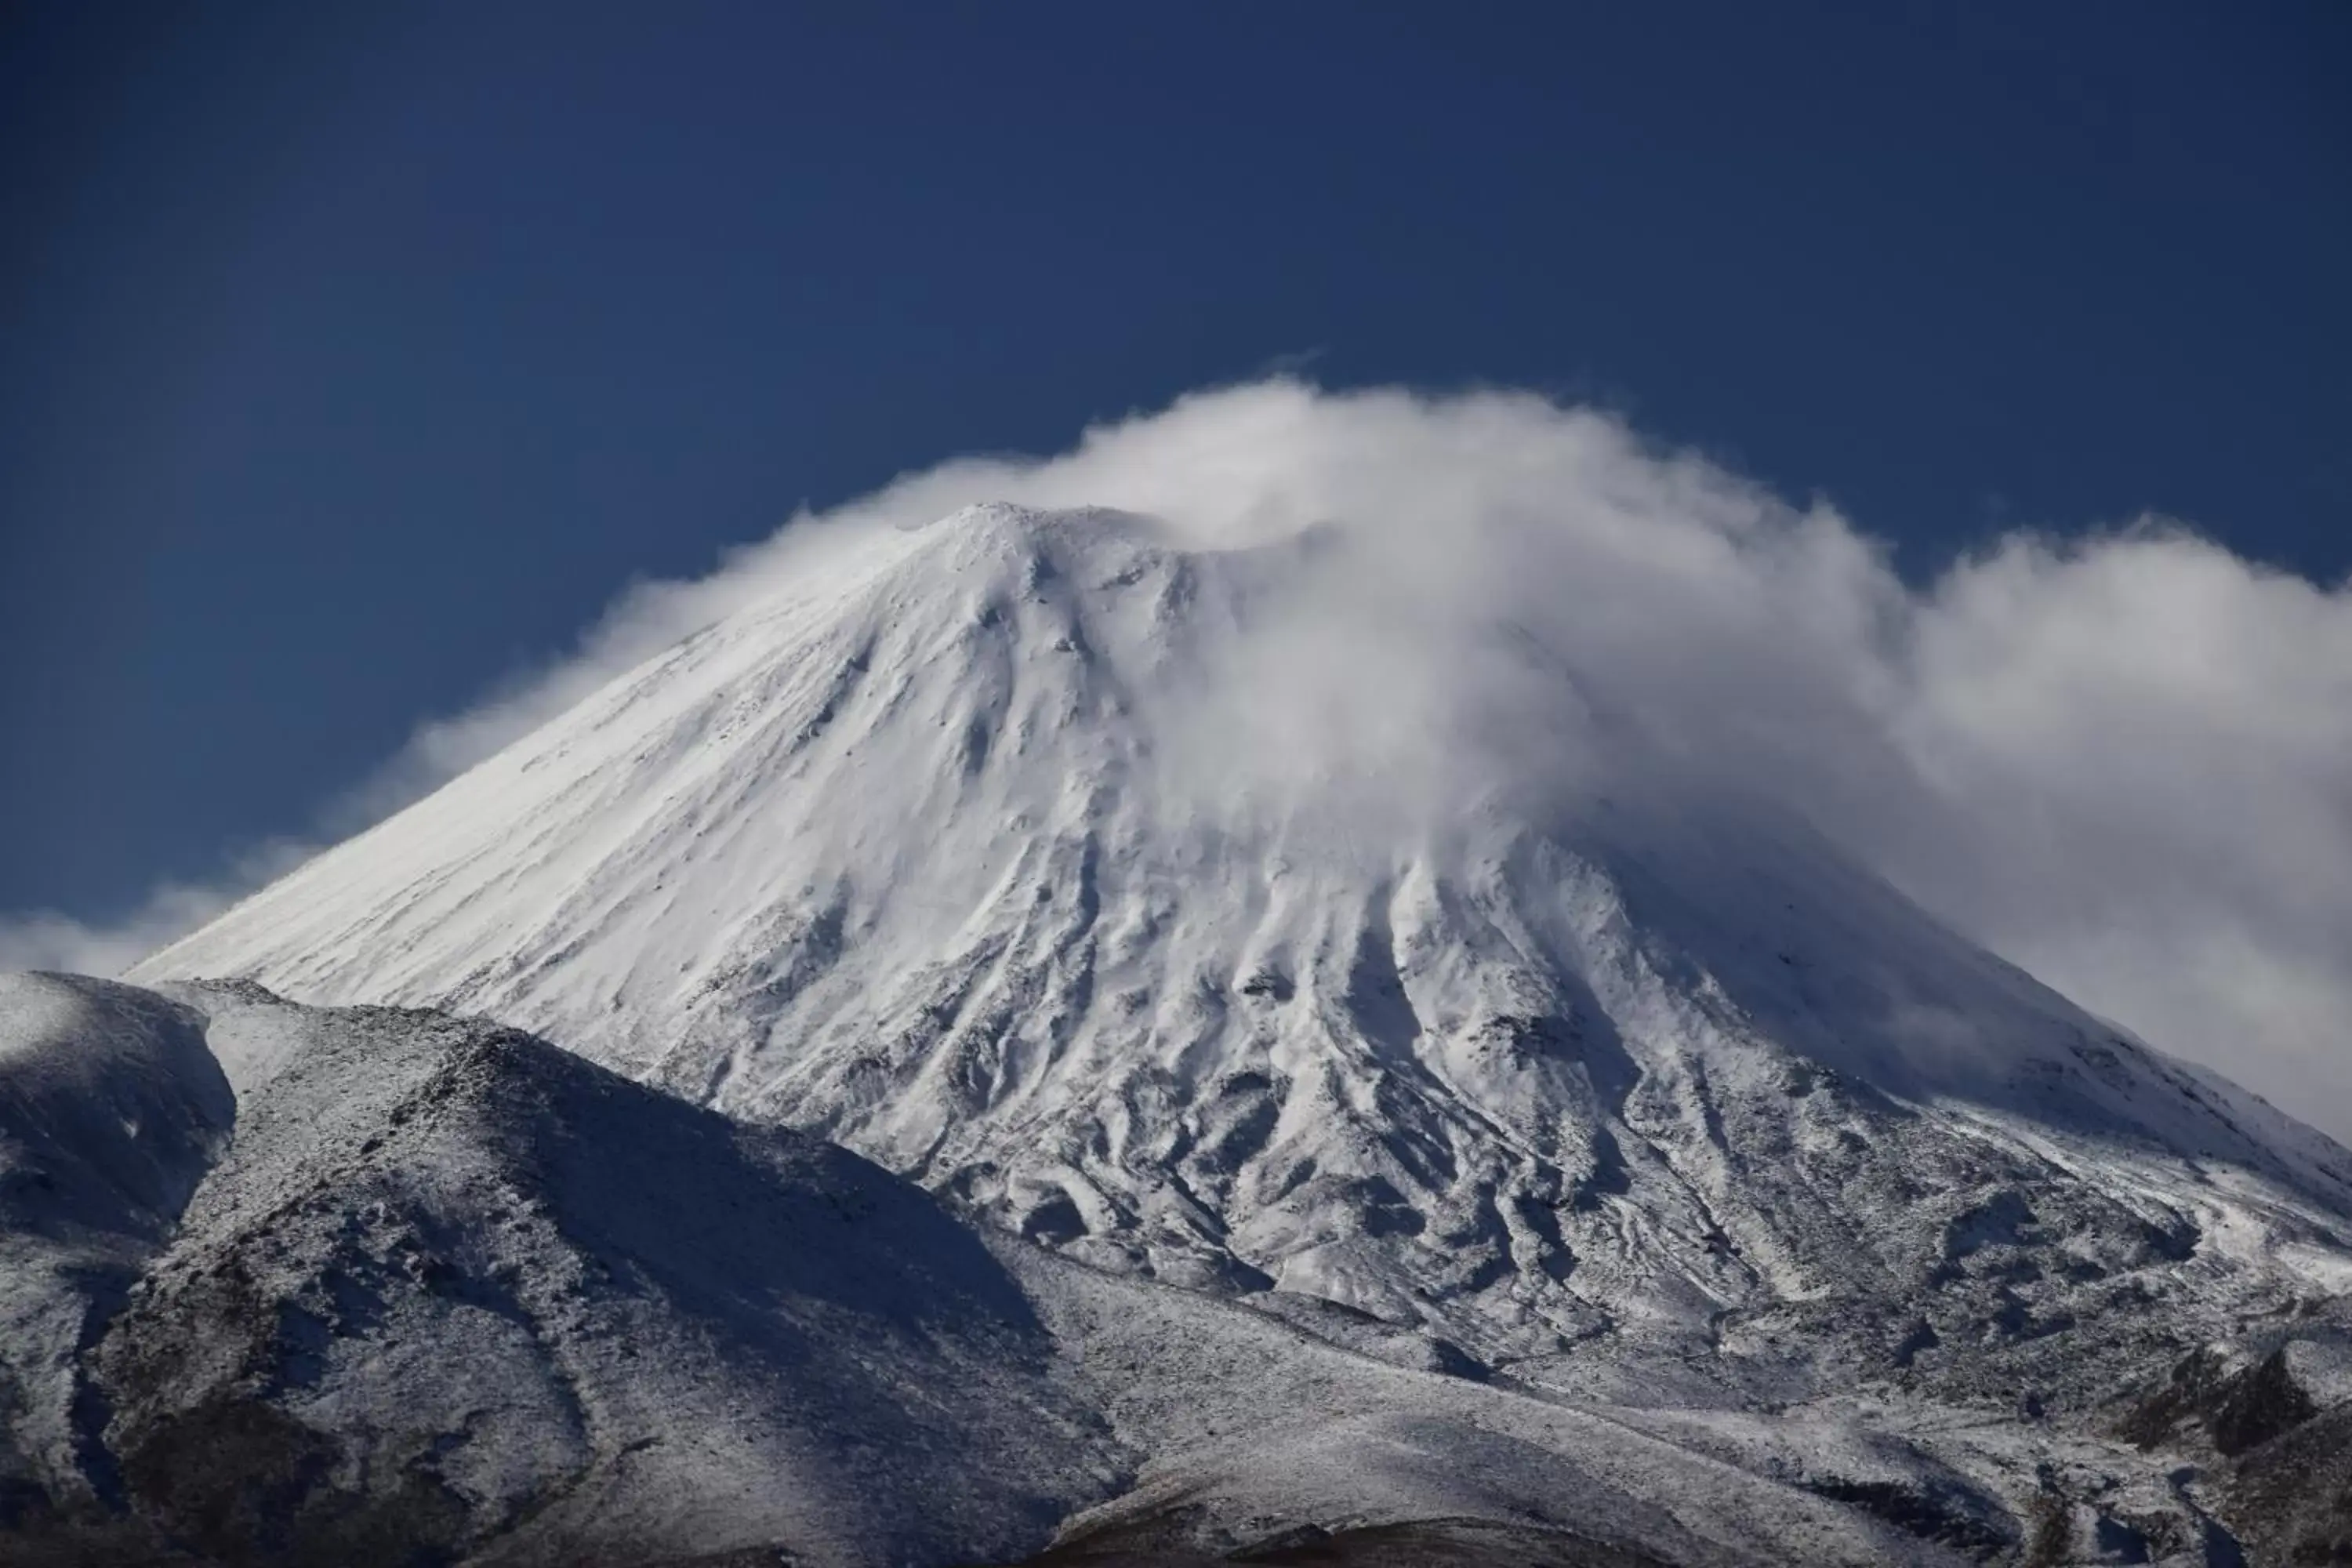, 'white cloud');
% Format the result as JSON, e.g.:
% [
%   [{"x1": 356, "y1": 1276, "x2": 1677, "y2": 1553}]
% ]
[
  {"x1": 9, "y1": 379, "x2": 2347, "y2": 1136},
  {"x1": 0, "y1": 840, "x2": 314, "y2": 979}
]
